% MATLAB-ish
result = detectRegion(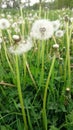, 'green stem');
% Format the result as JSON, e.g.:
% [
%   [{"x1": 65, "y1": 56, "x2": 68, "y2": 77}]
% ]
[
  {"x1": 20, "y1": 7, "x2": 24, "y2": 38},
  {"x1": 23, "y1": 54, "x2": 27, "y2": 86},
  {"x1": 42, "y1": 55, "x2": 56, "y2": 130},
  {"x1": 40, "y1": 41, "x2": 45, "y2": 86},
  {"x1": 66, "y1": 23, "x2": 71, "y2": 87},
  {"x1": 26, "y1": 60, "x2": 37, "y2": 89},
  {"x1": 7, "y1": 30, "x2": 13, "y2": 44},
  {"x1": 15, "y1": 55, "x2": 28, "y2": 130},
  {"x1": 3, "y1": 42, "x2": 14, "y2": 74}
]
